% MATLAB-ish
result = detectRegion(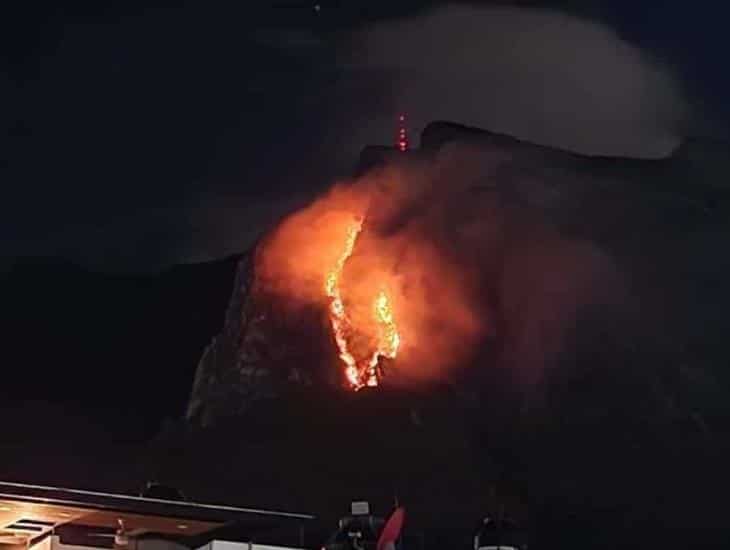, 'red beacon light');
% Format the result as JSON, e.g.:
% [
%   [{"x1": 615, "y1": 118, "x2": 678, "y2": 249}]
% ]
[{"x1": 396, "y1": 114, "x2": 409, "y2": 152}]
